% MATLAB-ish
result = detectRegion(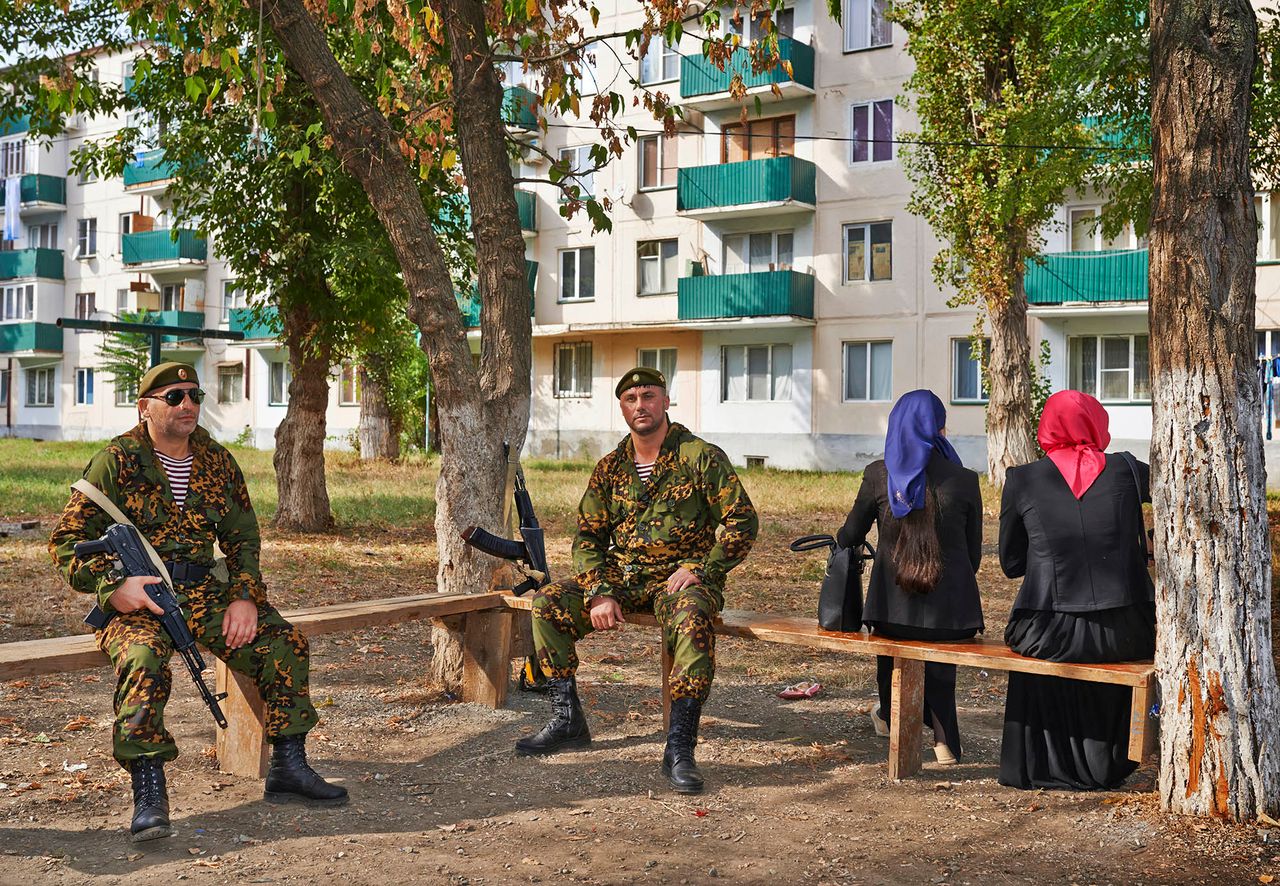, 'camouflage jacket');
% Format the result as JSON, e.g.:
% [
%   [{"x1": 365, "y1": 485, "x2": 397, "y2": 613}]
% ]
[
  {"x1": 49, "y1": 422, "x2": 268, "y2": 611},
  {"x1": 574, "y1": 422, "x2": 758, "y2": 598}
]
